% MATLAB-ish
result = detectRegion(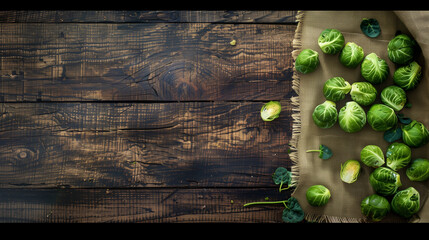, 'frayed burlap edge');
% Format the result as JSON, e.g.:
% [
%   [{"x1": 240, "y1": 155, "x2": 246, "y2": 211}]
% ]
[{"x1": 289, "y1": 10, "x2": 303, "y2": 190}]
